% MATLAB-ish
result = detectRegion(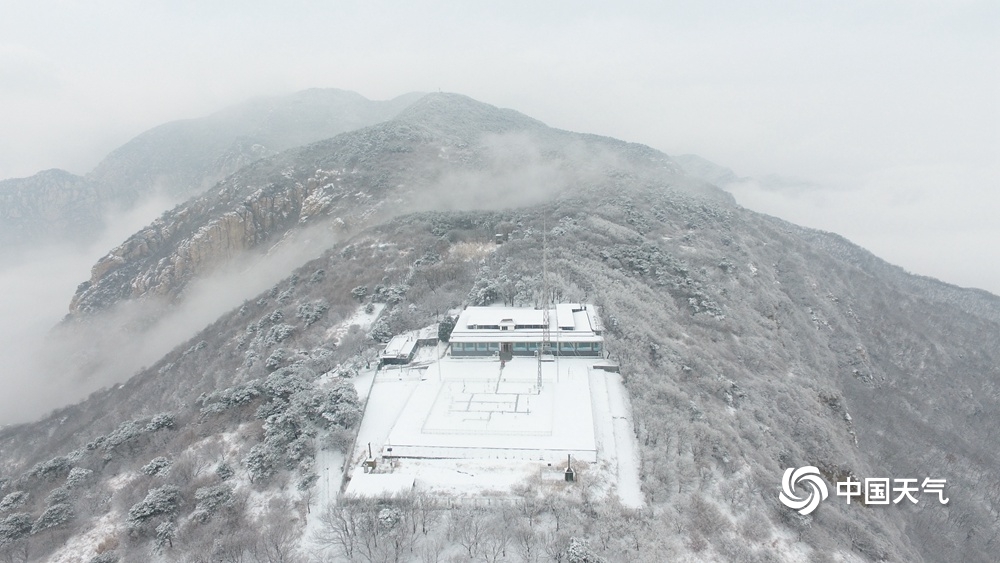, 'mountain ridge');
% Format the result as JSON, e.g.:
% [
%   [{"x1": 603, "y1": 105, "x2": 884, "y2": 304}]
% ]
[
  {"x1": 66, "y1": 92, "x2": 731, "y2": 317},
  {"x1": 0, "y1": 89, "x2": 422, "y2": 255}
]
